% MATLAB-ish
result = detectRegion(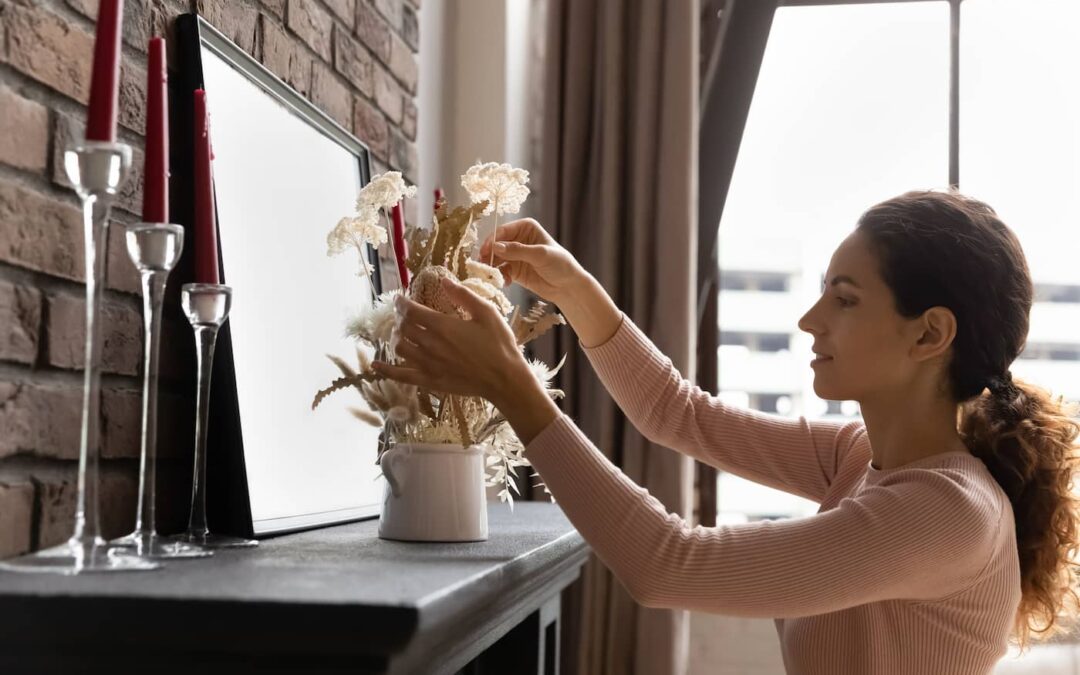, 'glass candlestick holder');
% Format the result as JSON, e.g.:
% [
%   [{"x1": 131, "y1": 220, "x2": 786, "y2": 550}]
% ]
[
  {"x1": 0, "y1": 142, "x2": 159, "y2": 574},
  {"x1": 166, "y1": 283, "x2": 257, "y2": 549},
  {"x1": 109, "y1": 224, "x2": 212, "y2": 560}
]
